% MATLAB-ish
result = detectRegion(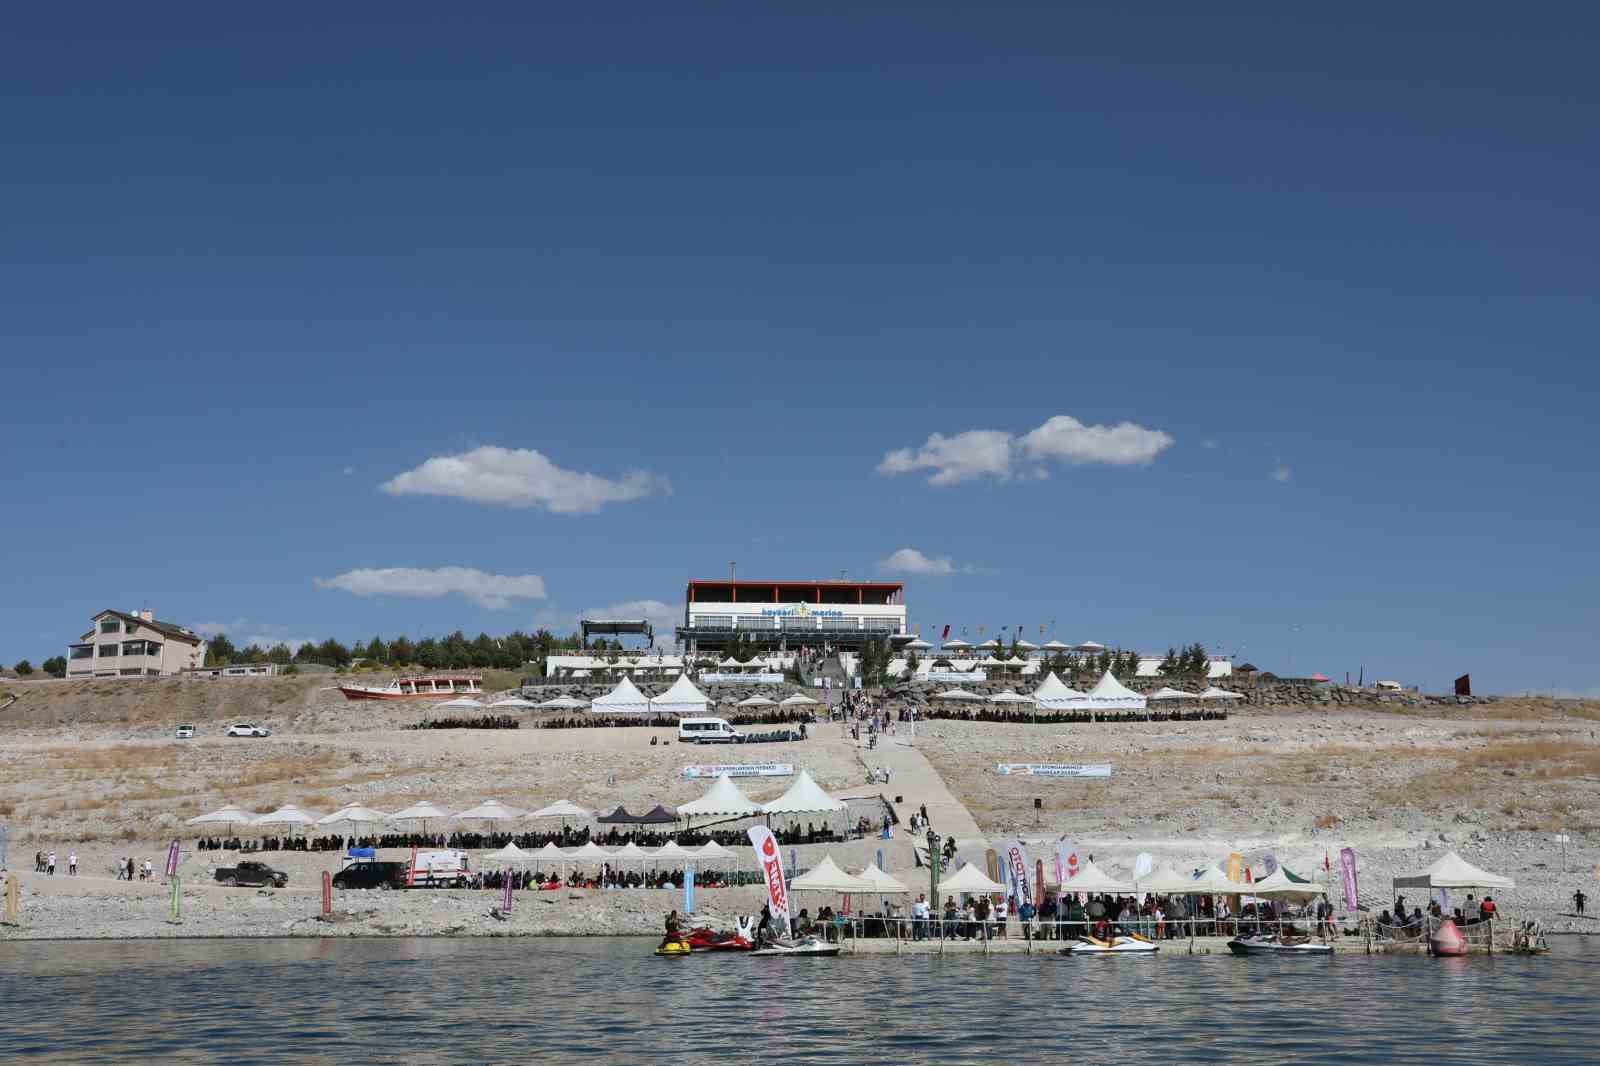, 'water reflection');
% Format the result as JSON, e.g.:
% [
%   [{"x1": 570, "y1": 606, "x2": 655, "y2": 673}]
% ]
[{"x1": 1, "y1": 938, "x2": 1595, "y2": 1063}]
